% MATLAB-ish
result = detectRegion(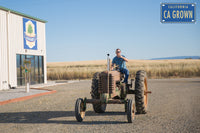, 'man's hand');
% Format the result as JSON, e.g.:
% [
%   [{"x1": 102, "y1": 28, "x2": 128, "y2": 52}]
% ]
[
  {"x1": 111, "y1": 63, "x2": 114, "y2": 70},
  {"x1": 120, "y1": 56, "x2": 128, "y2": 62},
  {"x1": 111, "y1": 66, "x2": 113, "y2": 70}
]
